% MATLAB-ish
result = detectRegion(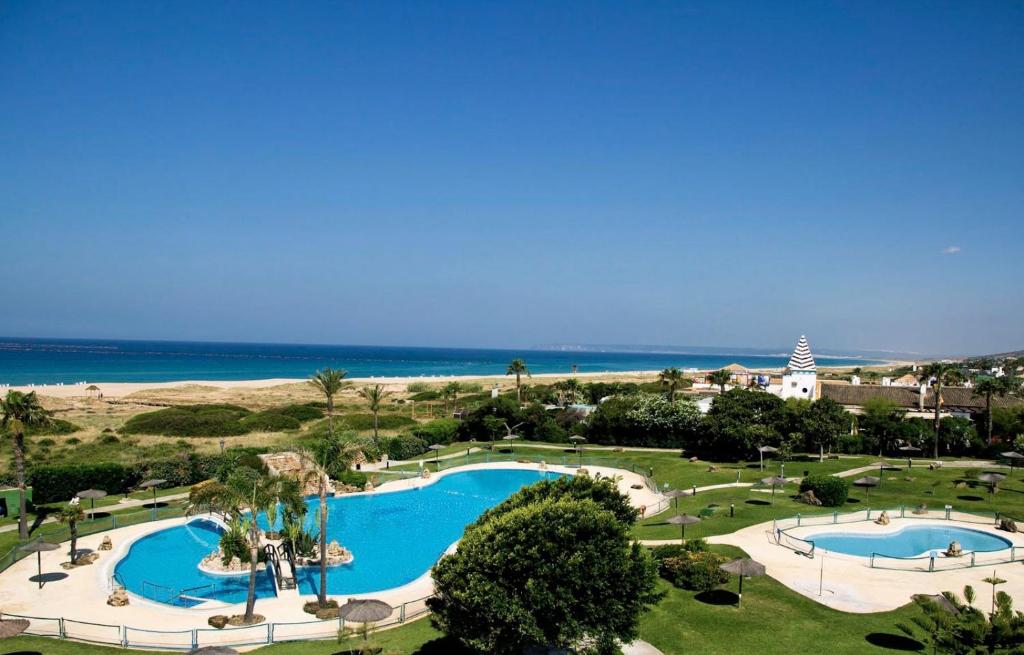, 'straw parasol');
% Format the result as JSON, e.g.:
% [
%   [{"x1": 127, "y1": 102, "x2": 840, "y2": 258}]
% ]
[
  {"x1": 428, "y1": 444, "x2": 444, "y2": 465},
  {"x1": 77, "y1": 488, "x2": 108, "y2": 518},
  {"x1": 188, "y1": 647, "x2": 239, "y2": 655},
  {"x1": 0, "y1": 618, "x2": 30, "y2": 639},
  {"x1": 978, "y1": 472, "x2": 1007, "y2": 494},
  {"x1": 665, "y1": 513, "x2": 700, "y2": 542},
  {"x1": 663, "y1": 488, "x2": 688, "y2": 509},
  {"x1": 1002, "y1": 452, "x2": 1024, "y2": 477},
  {"x1": 339, "y1": 599, "x2": 393, "y2": 639},
  {"x1": 853, "y1": 476, "x2": 880, "y2": 501},
  {"x1": 502, "y1": 433, "x2": 520, "y2": 454},
  {"x1": 720, "y1": 558, "x2": 766, "y2": 607},
  {"x1": 757, "y1": 445, "x2": 778, "y2": 471},
  {"x1": 18, "y1": 540, "x2": 59, "y2": 589},
  {"x1": 138, "y1": 479, "x2": 167, "y2": 518},
  {"x1": 569, "y1": 435, "x2": 586, "y2": 464},
  {"x1": 761, "y1": 476, "x2": 788, "y2": 504}
]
